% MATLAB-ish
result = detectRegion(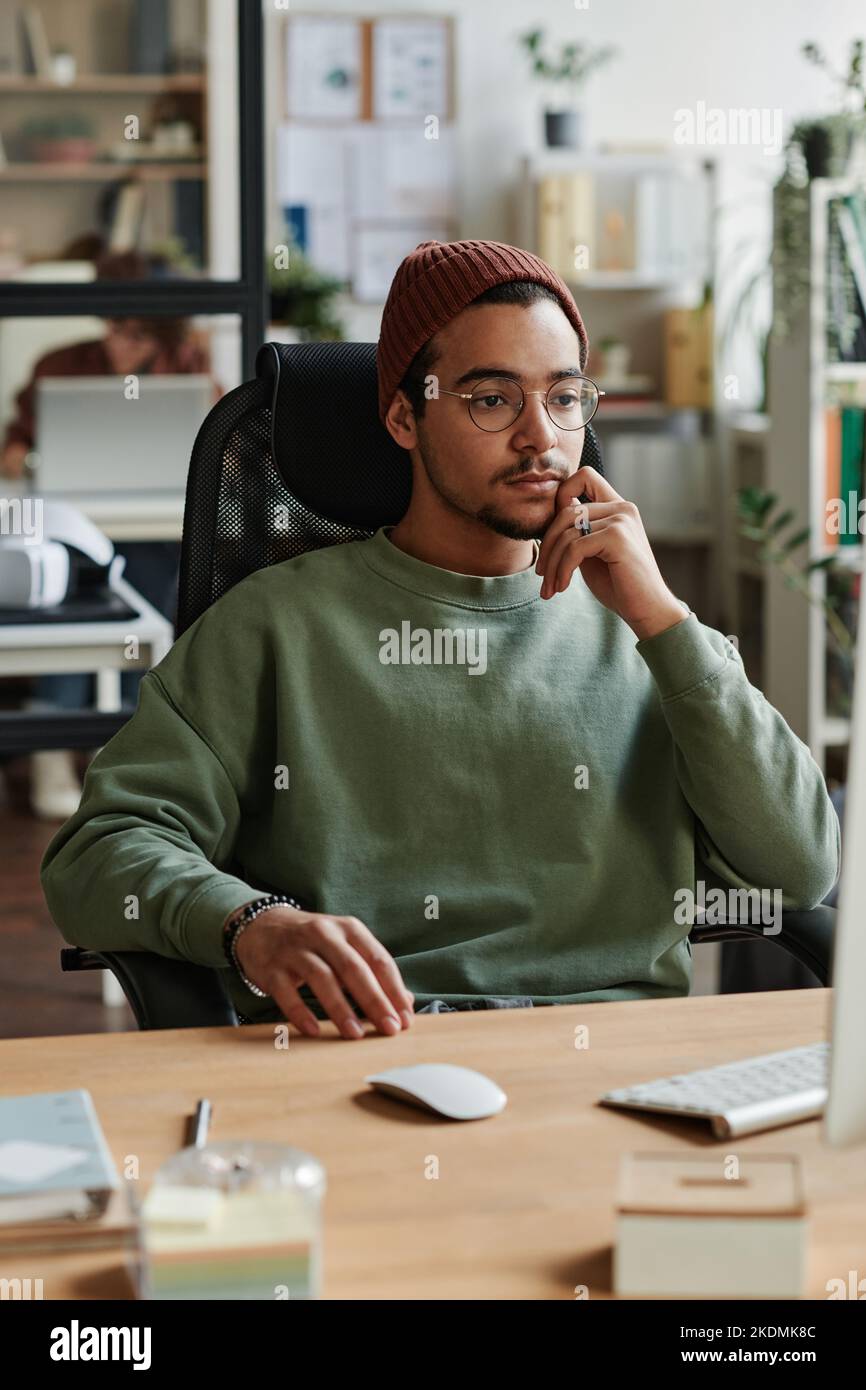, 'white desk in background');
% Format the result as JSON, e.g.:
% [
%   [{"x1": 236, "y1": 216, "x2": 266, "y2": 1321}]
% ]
[
  {"x1": 0, "y1": 566, "x2": 174, "y2": 706},
  {"x1": 3, "y1": 474, "x2": 186, "y2": 542},
  {"x1": 0, "y1": 561, "x2": 175, "y2": 1010},
  {"x1": 41, "y1": 489, "x2": 186, "y2": 542}
]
